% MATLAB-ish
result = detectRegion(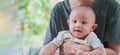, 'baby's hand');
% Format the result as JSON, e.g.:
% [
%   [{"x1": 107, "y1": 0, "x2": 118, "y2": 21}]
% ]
[{"x1": 72, "y1": 48, "x2": 85, "y2": 55}]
